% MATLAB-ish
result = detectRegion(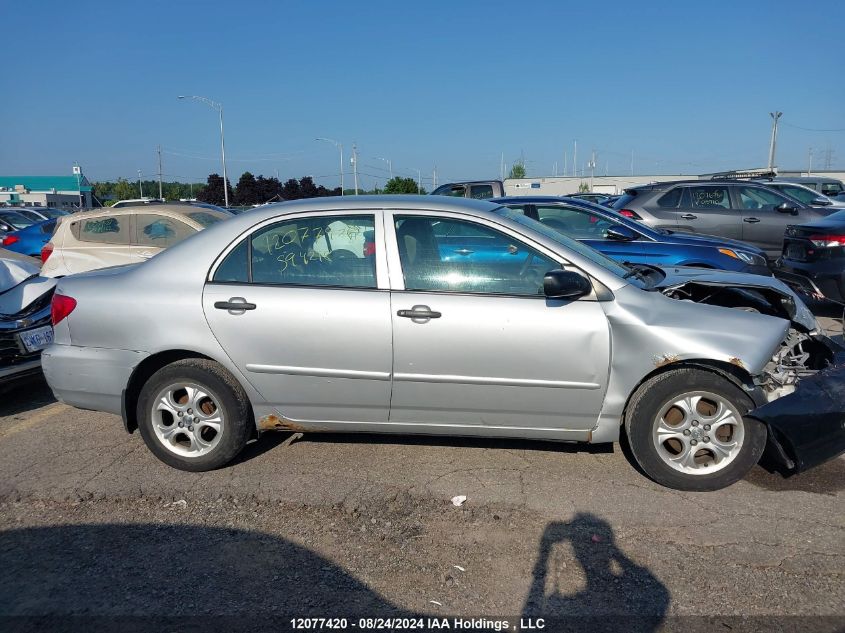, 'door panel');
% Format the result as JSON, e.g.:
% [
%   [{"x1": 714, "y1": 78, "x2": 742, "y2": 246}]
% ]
[
  {"x1": 387, "y1": 213, "x2": 610, "y2": 433},
  {"x1": 204, "y1": 285, "x2": 392, "y2": 422},
  {"x1": 389, "y1": 292, "x2": 610, "y2": 430},
  {"x1": 733, "y1": 186, "x2": 795, "y2": 255},
  {"x1": 675, "y1": 186, "x2": 742, "y2": 240}
]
